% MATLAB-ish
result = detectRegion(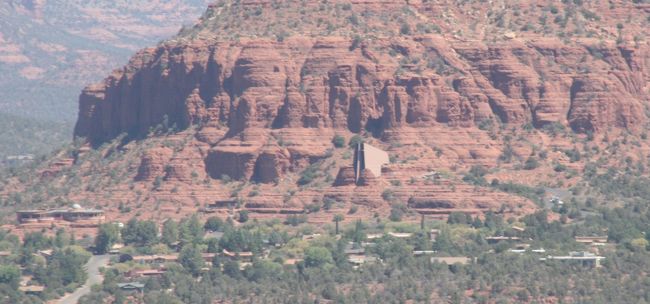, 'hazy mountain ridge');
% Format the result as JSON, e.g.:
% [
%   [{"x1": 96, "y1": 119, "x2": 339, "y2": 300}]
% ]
[{"x1": 0, "y1": 0, "x2": 211, "y2": 161}]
